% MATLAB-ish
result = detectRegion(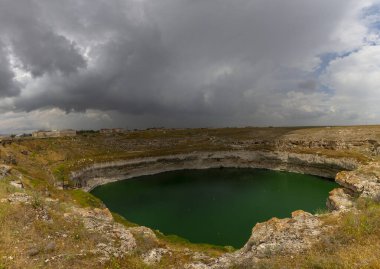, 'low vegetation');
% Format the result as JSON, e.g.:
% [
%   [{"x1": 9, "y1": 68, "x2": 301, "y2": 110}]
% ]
[{"x1": 256, "y1": 198, "x2": 380, "y2": 269}]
